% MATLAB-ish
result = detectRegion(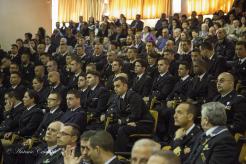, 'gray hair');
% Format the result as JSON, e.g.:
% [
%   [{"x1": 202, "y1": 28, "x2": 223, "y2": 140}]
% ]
[
  {"x1": 132, "y1": 139, "x2": 160, "y2": 153},
  {"x1": 201, "y1": 102, "x2": 227, "y2": 126}
]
